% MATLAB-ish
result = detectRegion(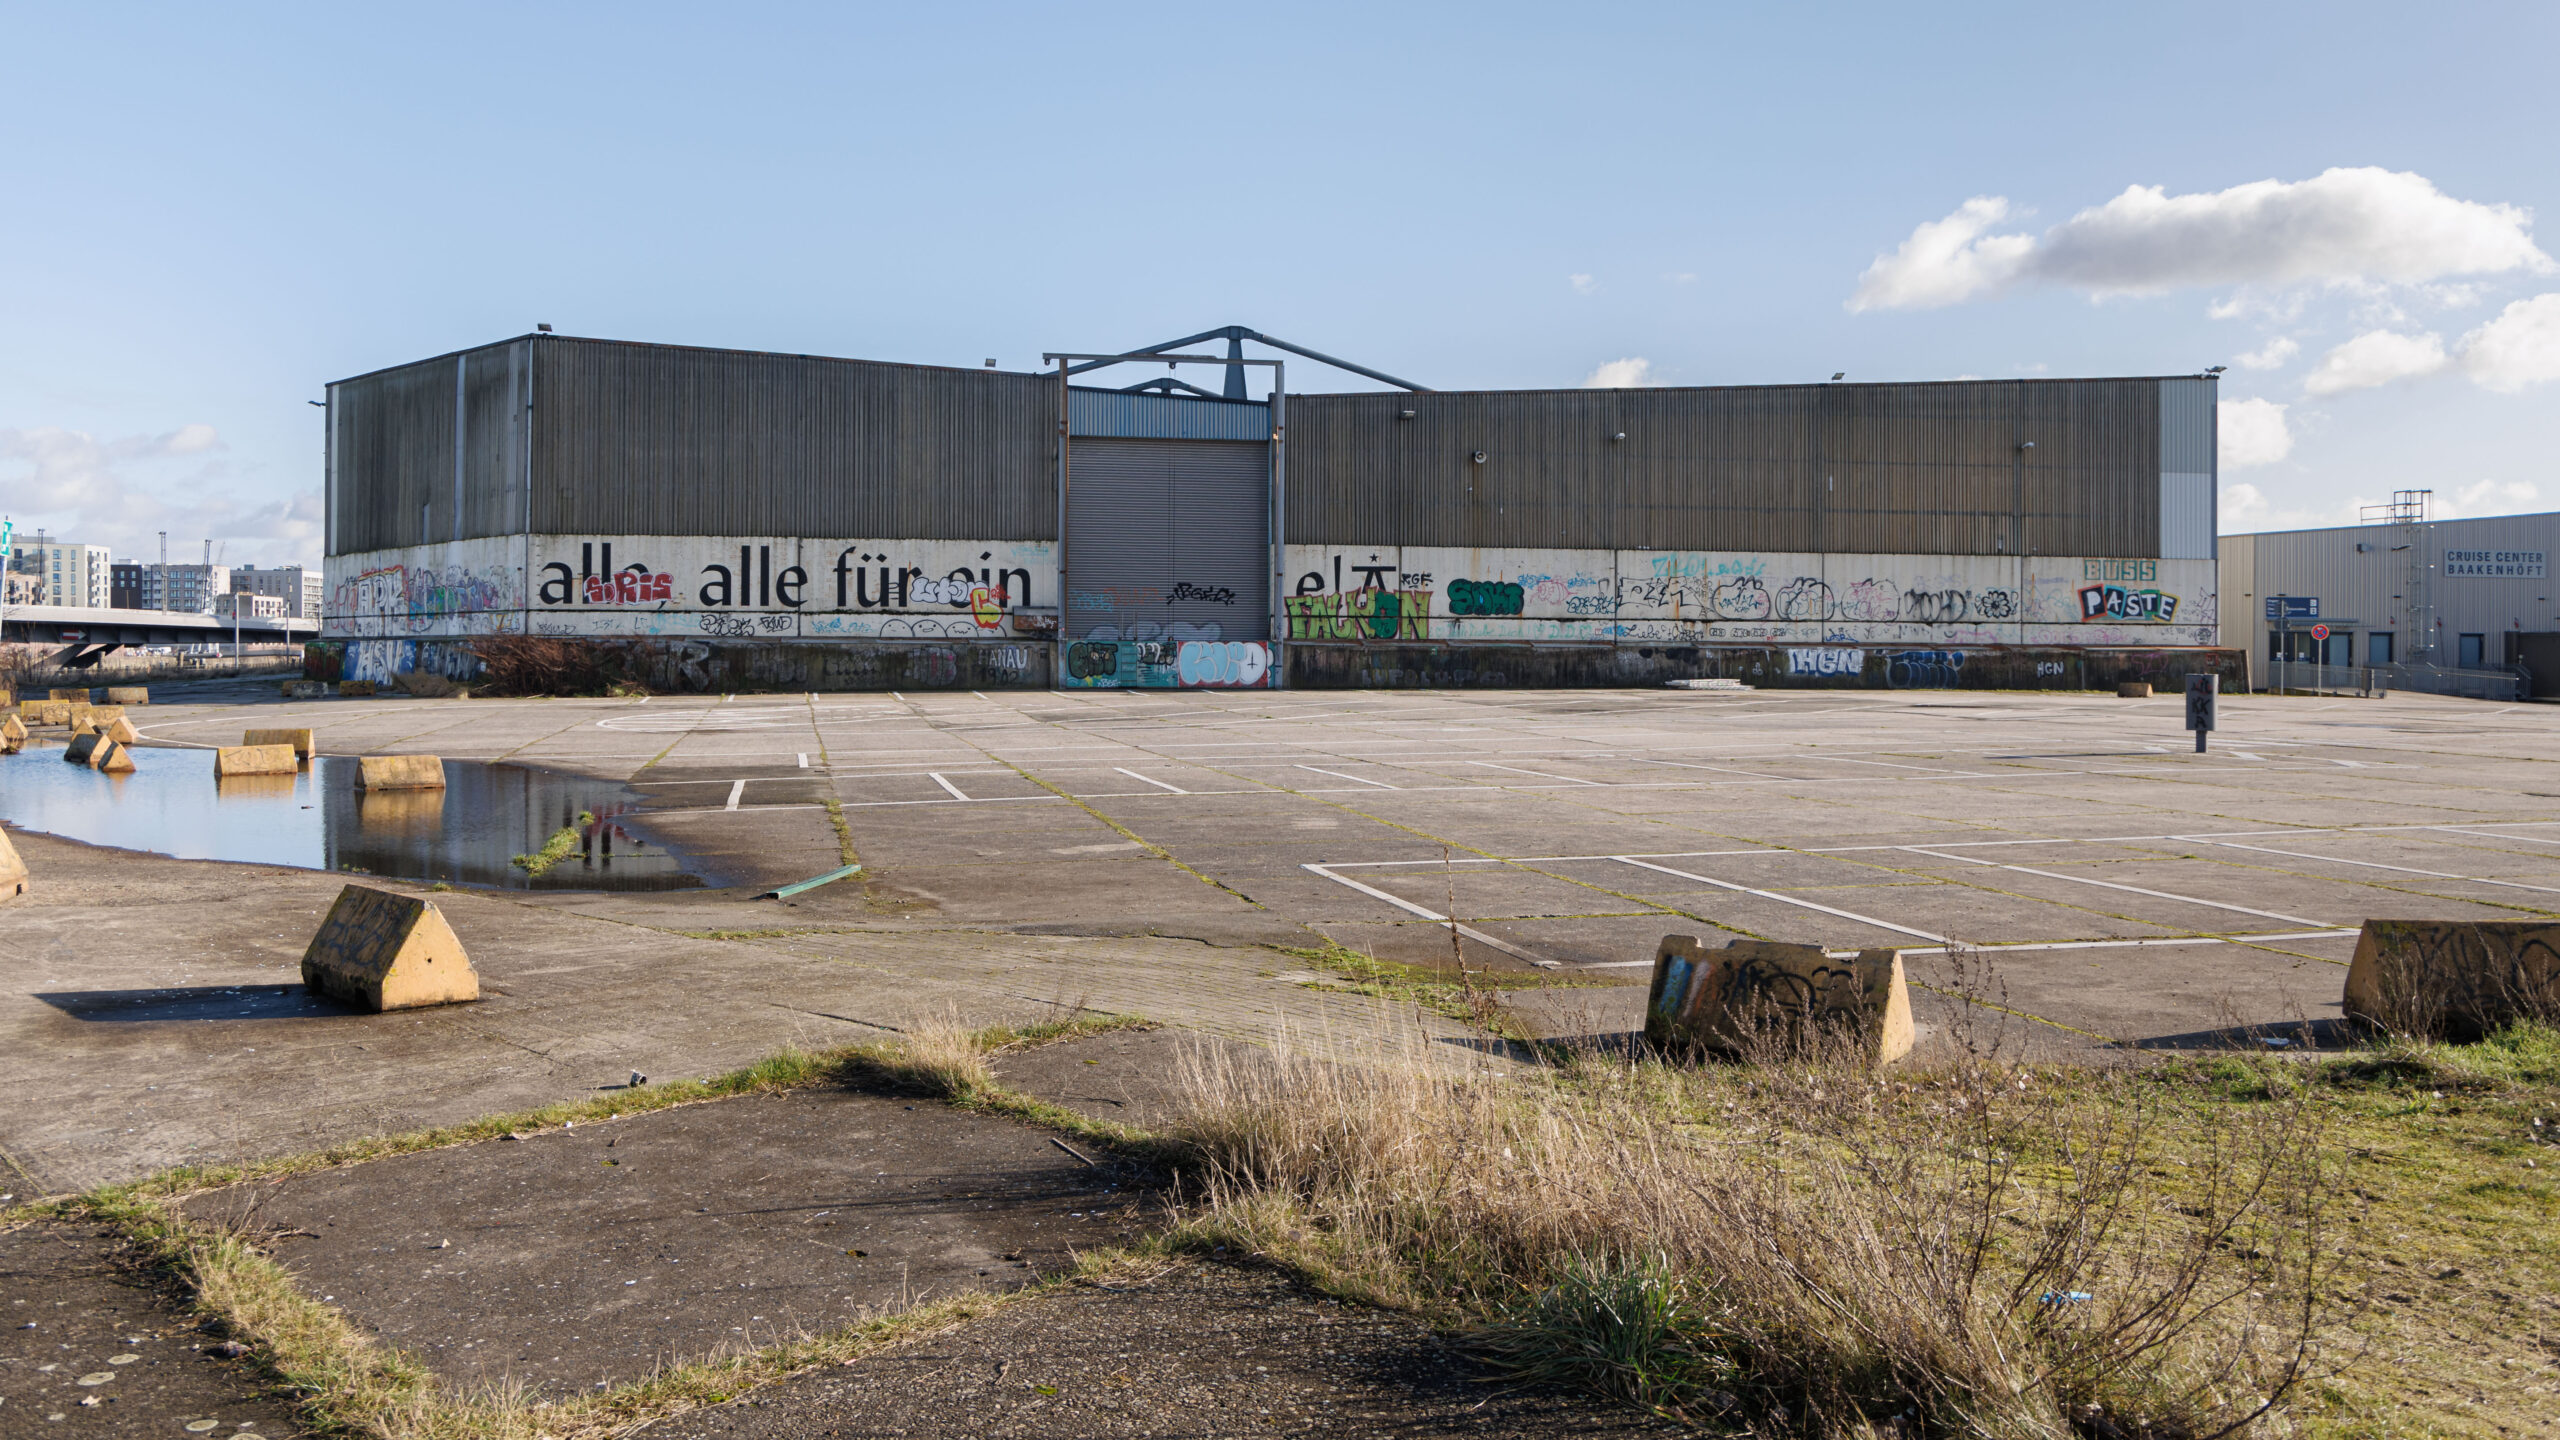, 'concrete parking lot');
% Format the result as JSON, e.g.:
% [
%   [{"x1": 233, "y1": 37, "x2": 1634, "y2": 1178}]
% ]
[{"x1": 5, "y1": 680, "x2": 2556, "y2": 1189}]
